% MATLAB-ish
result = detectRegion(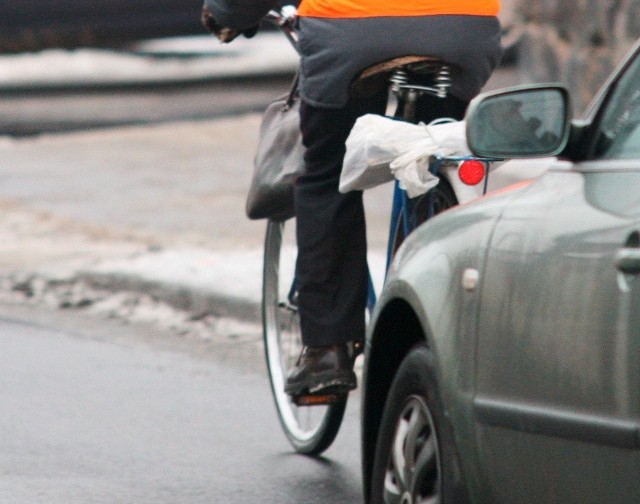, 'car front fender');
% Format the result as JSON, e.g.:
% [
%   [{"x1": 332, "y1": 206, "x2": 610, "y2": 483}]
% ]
[{"x1": 362, "y1": 183, "x2": 531, "y2": 499}]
